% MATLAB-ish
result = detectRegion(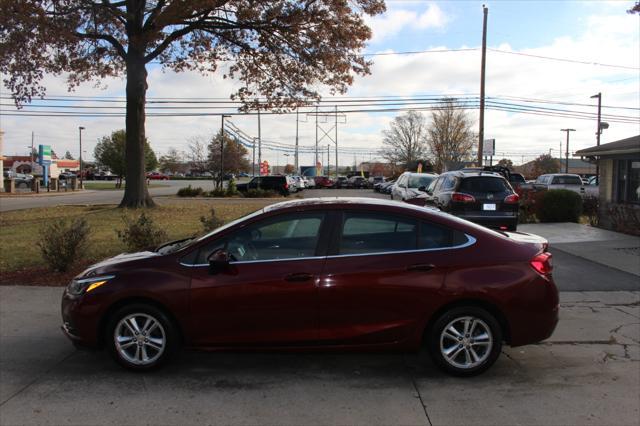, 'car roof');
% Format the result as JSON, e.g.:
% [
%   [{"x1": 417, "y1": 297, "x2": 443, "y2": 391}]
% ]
[
  {"x1": 402, "y1": 172, "x2": 437, "y2": 176},
  {"x1": 441, "y1": 170, "x2": 504, "y2": 178},
  {"x1": 263, "y1": 197, "x2": 433, "y2": 214}
]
